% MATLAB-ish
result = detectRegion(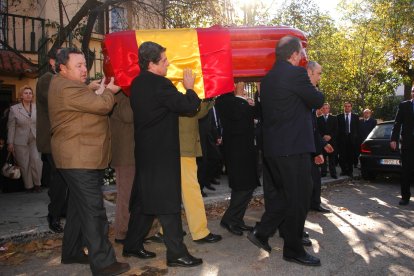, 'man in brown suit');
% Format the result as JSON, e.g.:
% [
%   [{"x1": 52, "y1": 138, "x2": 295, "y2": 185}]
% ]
[{"x1": 48, "y1": 48, "x2": 129, "y2": 275}]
